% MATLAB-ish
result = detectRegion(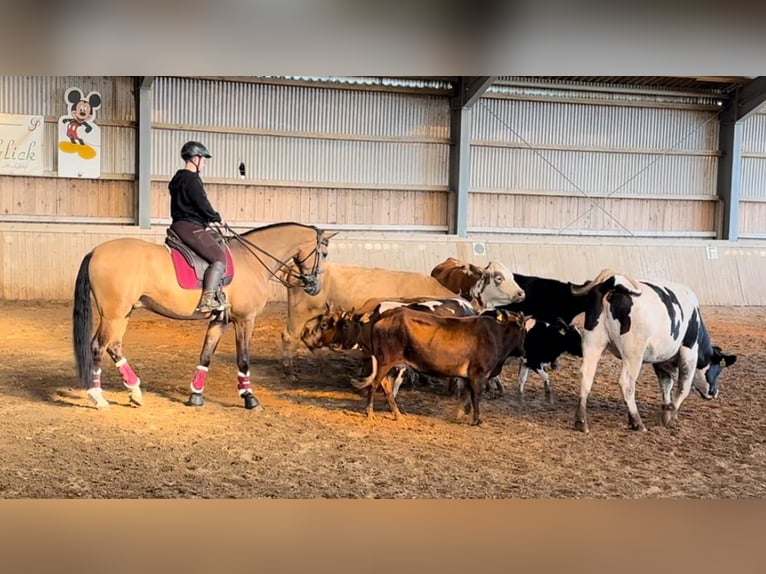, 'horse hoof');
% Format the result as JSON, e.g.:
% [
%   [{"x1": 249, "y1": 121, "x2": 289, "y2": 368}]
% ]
[
  {"x1": 574, "y1": 419, "x2": 589, "y2": 433},
  {"x1": 243, "y1": 393, "x2": 263, "y2": 411},
  {"x1": 187, "y1": 393, "x2": 205, "y2": 407},
  {"x1": 87, "y1": 388, "x2": 110, "y2": 409},
  {"x1": 128, "y1": 388, "x2": 143, "y2": 407}
]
